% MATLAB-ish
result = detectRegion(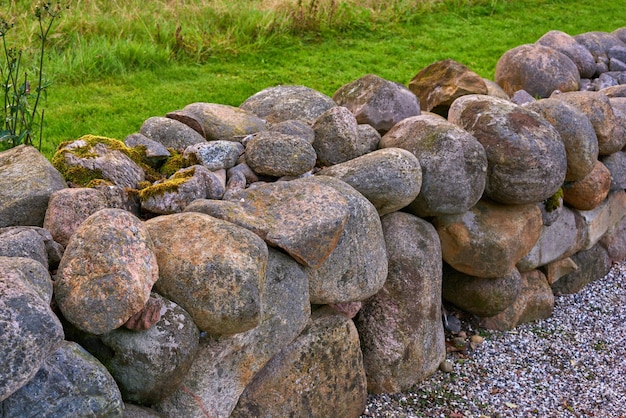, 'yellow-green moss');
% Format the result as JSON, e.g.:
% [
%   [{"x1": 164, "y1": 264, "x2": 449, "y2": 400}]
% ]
[
  {"x1": 544, "y1": 188, "x2": 564, "y2": 212},
  {"x1": 159, "y1": 149, "x2": 197, "y2": 177},
  {"x1": 138, "y1": 167, "x2": 197, "y2": 201}
]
